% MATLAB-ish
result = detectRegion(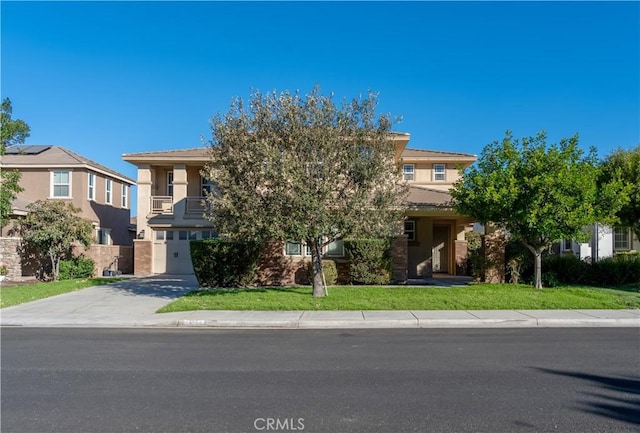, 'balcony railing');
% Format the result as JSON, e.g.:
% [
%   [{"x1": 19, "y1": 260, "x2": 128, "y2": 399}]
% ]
[
  {"x1": 185, "y1": 196, "x2": 206, "y2": 216},
  {"x1": 150, "y1": 196, "x2": 173, "y2": 214},
  {"x1": 150, "y1": 196, "x2": 206, "y2": 216}
]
